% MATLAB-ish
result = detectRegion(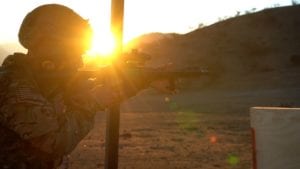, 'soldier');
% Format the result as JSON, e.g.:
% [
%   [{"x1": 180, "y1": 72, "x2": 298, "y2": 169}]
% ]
[{"x1": 0, "y1": 4, "x2": 171, "y2": 169}]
